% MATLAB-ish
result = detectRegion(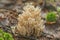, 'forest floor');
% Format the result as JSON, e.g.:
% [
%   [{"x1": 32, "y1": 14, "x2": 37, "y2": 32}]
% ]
[{"x1": 0, "y1": 0, "x2": 60, "y2": 40}]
